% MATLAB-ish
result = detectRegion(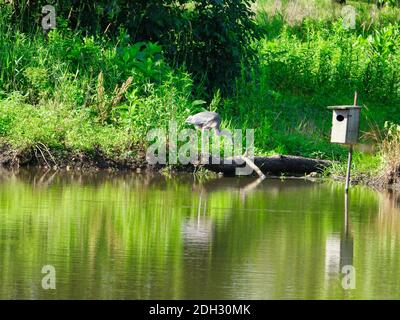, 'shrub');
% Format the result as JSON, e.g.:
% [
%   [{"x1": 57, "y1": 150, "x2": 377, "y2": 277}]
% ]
[
  {"x1": 5, "y1": 0, "x2": 259, "y2": 93},
  {"x1": 380, "y1": 122, "x2": 400, "y2": 185}
]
